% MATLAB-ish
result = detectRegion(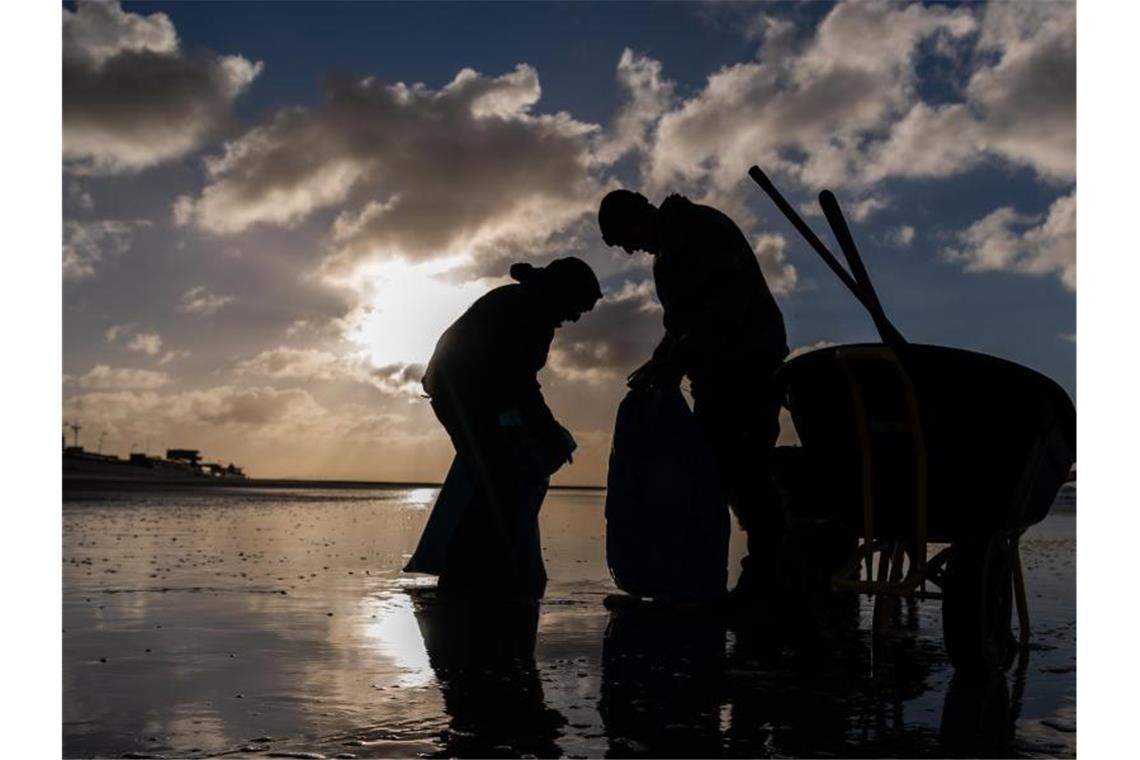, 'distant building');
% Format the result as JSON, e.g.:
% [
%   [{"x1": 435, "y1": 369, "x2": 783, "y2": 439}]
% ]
[
  {"x1": 166, "y1": 449, "x2": 201, "y2": 466},
  {"x1": 65, "y1": 443, "x2": 247, "y2": 481}
]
